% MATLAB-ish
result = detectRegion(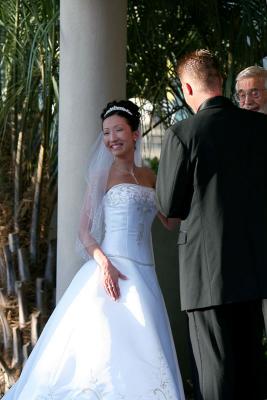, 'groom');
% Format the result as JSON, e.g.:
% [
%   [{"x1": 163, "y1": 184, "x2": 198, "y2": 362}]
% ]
[{"x1": 156, "y1": 49, "x2": 267, "y2": 400}]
